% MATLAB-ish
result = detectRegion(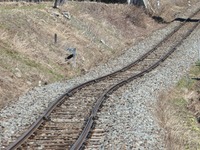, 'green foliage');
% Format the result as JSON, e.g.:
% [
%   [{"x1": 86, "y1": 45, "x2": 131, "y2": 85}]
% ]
[
  {"x1": 188, "y1": 61, "x2": 200, "y2": 77},
  {"x1": 177, "y1": 76, "x2": 194, "y2": 90},
  {"x1": 171, "y1": 61, "x2": 200, "y2": 149},
  {"x1": 0, "y1": 46, "x2": 63, "y2": 81},
  {"x1": 189, "y1": 117, "x2": 200, "y2": 132},
  {"x1": 173, "y1": 98, "x2": 187, "y2": 108},
  {"x1": 177, "y1": 60, "x2": 200, "y2": 90},
  {"x1": 195, "y1": 60, "x2": 200, "y2": 66},
  {"x1": 170, "y1": 96, "x2": 200, "y2": 148},
  {"x1": 0, "y1": 3, "x2": 46, "y2": 11}
]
